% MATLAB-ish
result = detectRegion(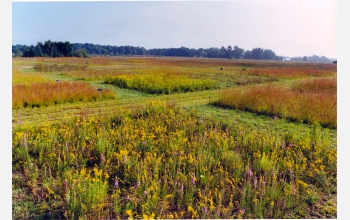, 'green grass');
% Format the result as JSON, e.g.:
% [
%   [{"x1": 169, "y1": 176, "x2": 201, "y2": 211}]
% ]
[{"x1": 12, "y1": 57, "x2": 337, "y2": 219}]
